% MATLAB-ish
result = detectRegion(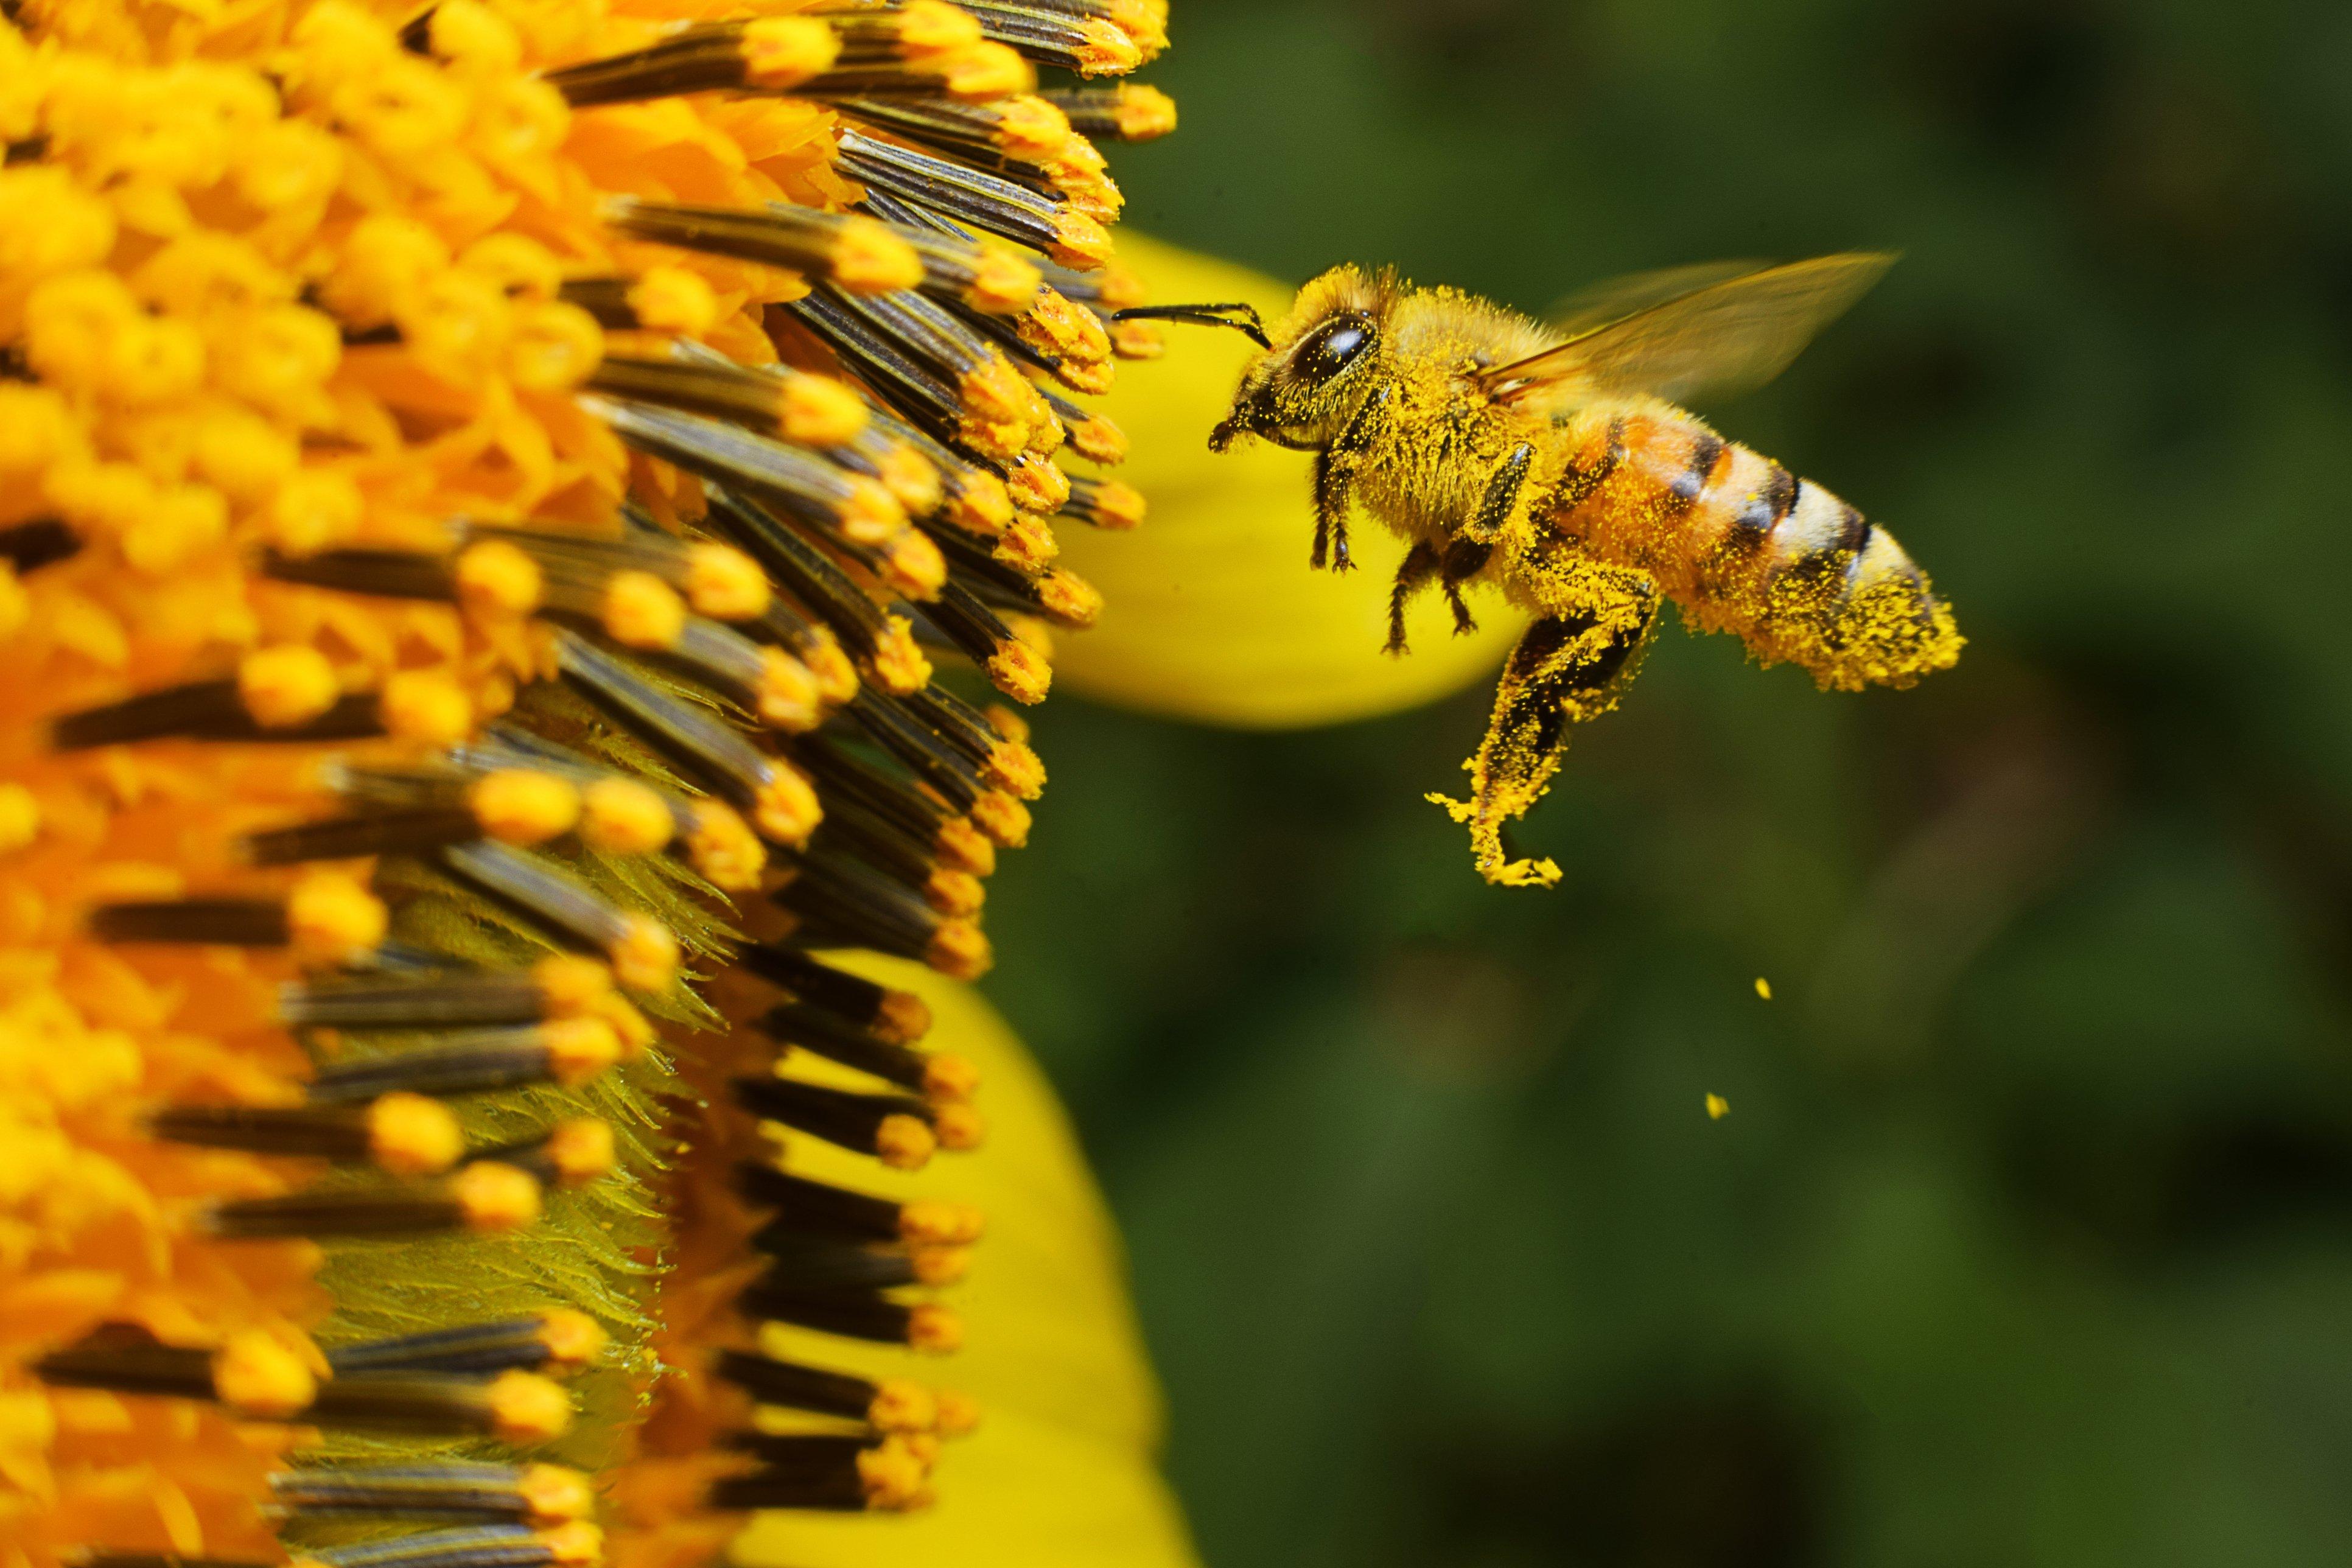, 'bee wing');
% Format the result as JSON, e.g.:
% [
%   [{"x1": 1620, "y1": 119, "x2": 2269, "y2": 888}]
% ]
[{"x1": 1483, "y1": 252, "x2": 1897, "y2": 407}]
